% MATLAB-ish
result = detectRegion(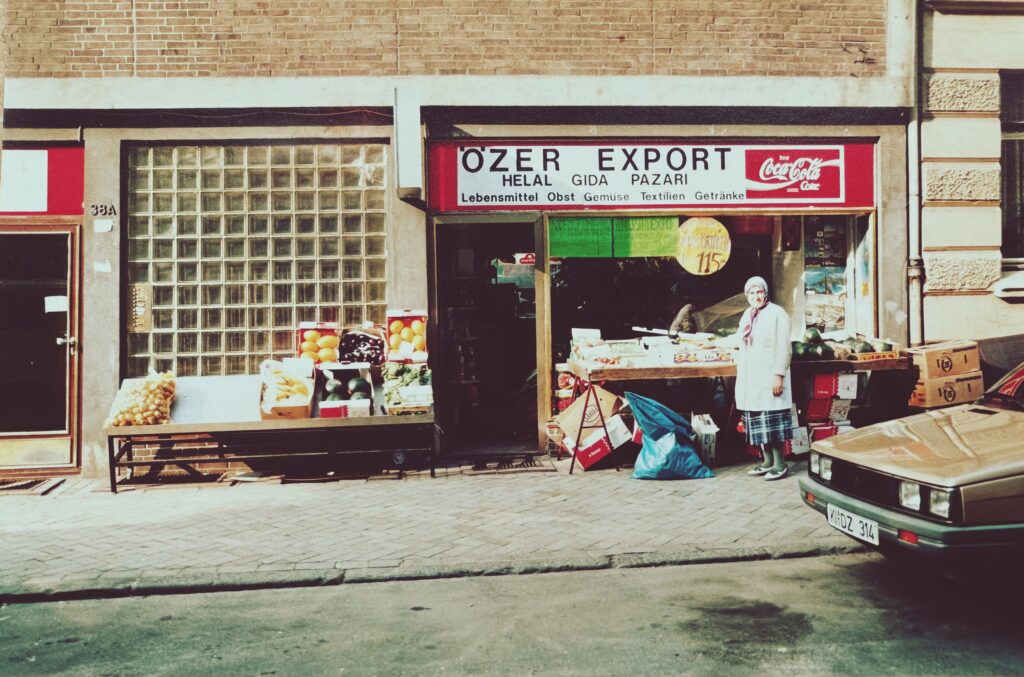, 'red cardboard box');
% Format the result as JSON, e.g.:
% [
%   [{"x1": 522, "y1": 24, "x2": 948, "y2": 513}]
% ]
[
  {"x1": 805, "y1": 398, "x2": 852, "y2": 422},
  {"x1": 296, "y1": 322, "x2": 340, "y2": 366},
  {"x1": 563, "y1": 414, "x2": 632, "y2": 470},
  {"x1": 386, "y1": 309, "x2": 428, "y2": 363},
  {"x1": 809, "y1": 424, "x2": 839, "y2": 441},
  {"x1": 810, "y1": 372, "x2": 859, "y2": 399},
  {"x1": 571, "y1": 431, "x2": 613, "y2": 469}
]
